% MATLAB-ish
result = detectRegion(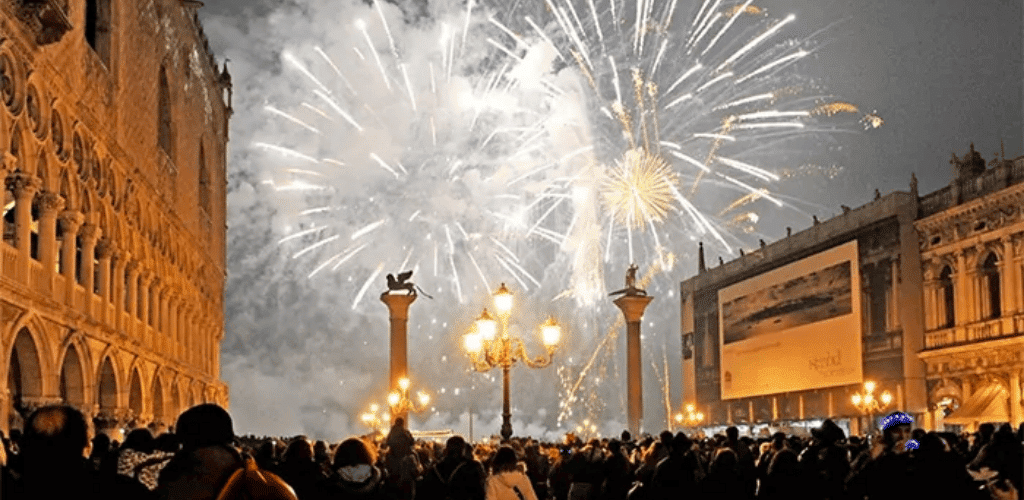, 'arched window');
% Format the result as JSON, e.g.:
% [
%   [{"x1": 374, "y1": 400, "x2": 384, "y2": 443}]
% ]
[
  {"x1": 198, "y1": 143, "x2": 210, "y2": 215},
  {"x1": 939, "y1": 266, "x2": 955, "y2": 328},
  {"x1": 85, "y1": 0, "x2": 111, "y2": 66},
  {"x1": 981, "y1": 253, "x2": 1001, "y2": 319},
  {"x1": 158, "y1": 66, "x2": 173, "y2": 159}
]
